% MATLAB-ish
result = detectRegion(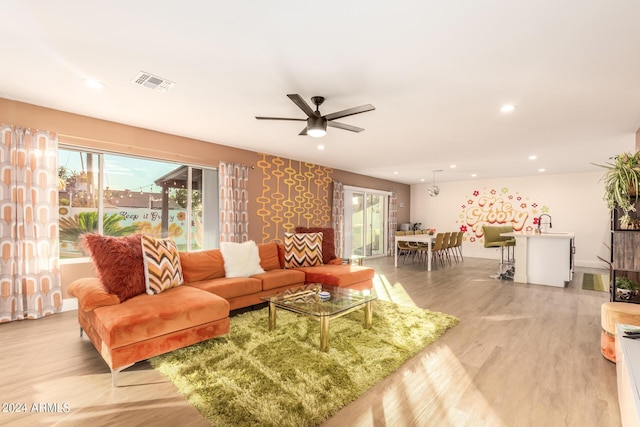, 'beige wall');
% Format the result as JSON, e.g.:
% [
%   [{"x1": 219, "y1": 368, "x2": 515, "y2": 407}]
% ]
[
  {"x1": 410, "y1": 172, "x2": 609, "y2": 268},
  {"x1": 61, "y1": 262, "x2": 96, "y2": 292},
  {"x1": 331, "y1": 169, "x2": 411, "y2": 222},
  {"x1": 1, "y1": 98, "x2": 409, "y2": 295}
]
